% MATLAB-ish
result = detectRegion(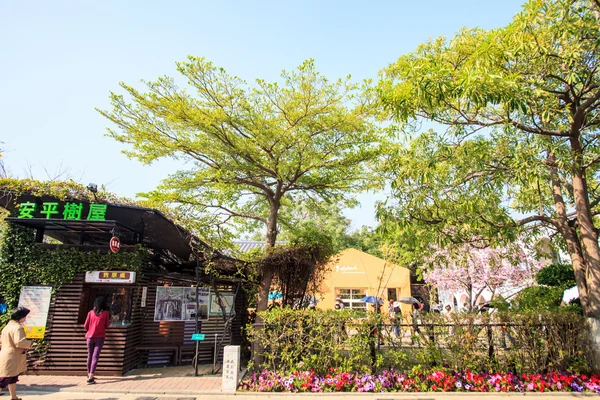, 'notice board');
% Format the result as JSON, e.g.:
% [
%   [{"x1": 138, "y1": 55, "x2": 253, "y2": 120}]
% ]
[{"x1": 18, "y1": 286, "x2": 52, "y2": 339}]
